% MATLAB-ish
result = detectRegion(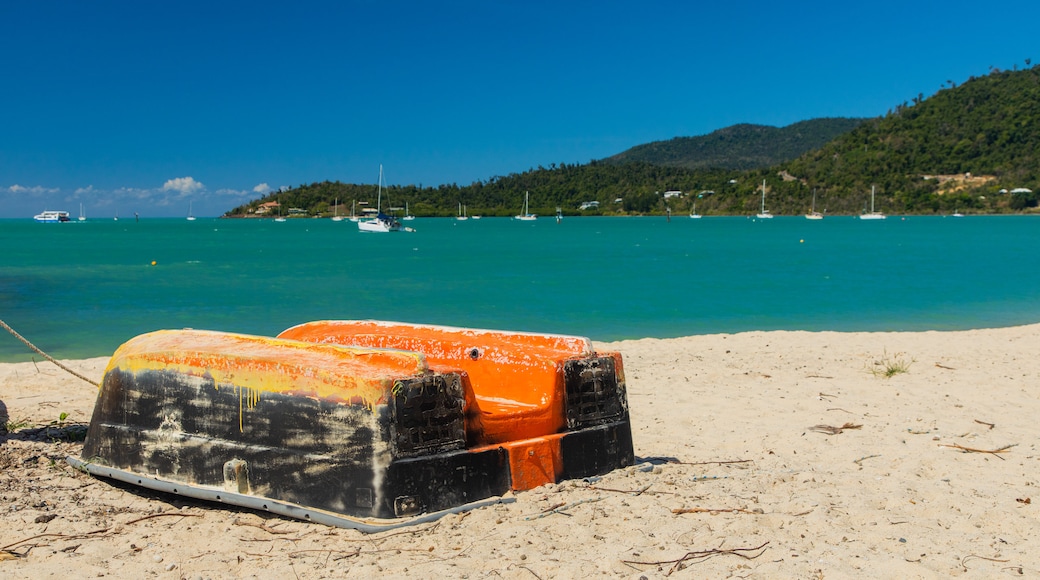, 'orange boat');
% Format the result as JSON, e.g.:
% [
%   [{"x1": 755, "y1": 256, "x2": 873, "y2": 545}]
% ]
[
  {"x1": 279, "y1": 320, "x2": 633, "y2": 492},
  {"x1": 71, "y1": 322, "x2": 633, "y2": 531}
]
